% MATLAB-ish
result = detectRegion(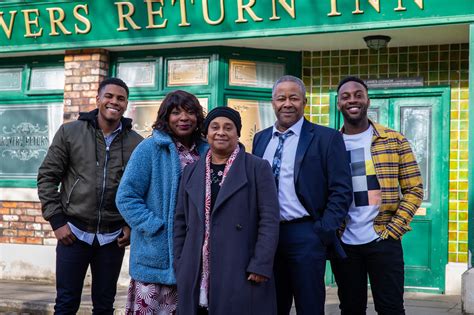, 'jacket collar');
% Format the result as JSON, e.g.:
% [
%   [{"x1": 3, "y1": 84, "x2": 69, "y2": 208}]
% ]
[
  {"x1": 78, "y1": 108, "x2": 133, "y2": 131},
  {"x1": 340, "y1": 119, "x2": 388, "y2": 139}
]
